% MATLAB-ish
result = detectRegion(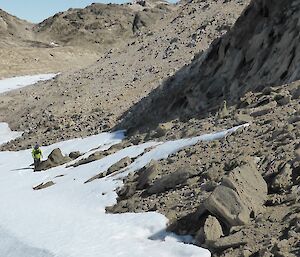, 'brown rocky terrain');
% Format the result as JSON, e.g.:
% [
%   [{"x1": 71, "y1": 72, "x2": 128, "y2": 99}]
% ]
[
  {"x1": 102, "y1": 0, "x2": 300, "y2": 256},
  {"x1": 33, "y1": 1, "x2": 173, "y2": 49},
  {"x1": 107, "y1": 79, "x2": 300, "y2": 256},
  {"x1": 0, "y1": 9, "x2": 34, "y2": 47},
  {"x1": 3, "y1": 0, "x2": 300, "y2": 256},
  {"x1": 0, "y1": 1, "x2": 171, "y2": 78},
  {"x1": 118, "y1": 0, "x2": 300, "y2": 132},
  {"x1": 0, "y1": 0, "x2": 250, "y2": 150}
]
